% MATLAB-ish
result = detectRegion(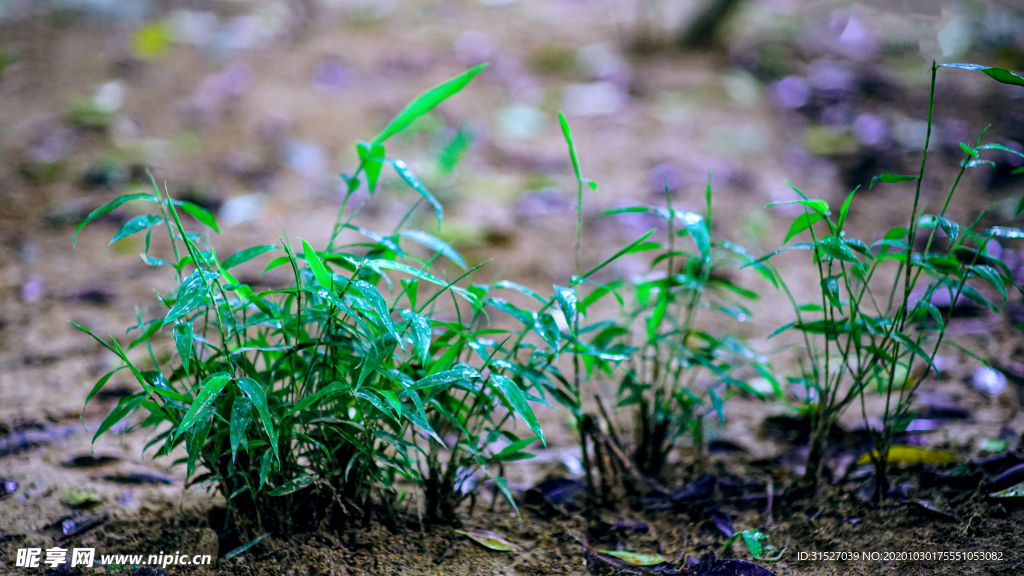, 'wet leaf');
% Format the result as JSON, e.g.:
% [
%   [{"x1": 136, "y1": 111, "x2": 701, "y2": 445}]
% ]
[
  {"x1": 230, "y1": 396, "x2": 253, "y2": 462},
  {"x1": 173, "y1": 322, "x2": 194, "y2": 374},
  {"x1": 491, "y1": 374, "x2": 545, "y2": 446},
  {"x1": 238, "y1": 377, "x2": 279, "y2": 461},
  {"x1": 554, "y1": 285, "x2": 577, "y2": 333},
  {"x1": 108, "y1": 215, "x2": 163, "y2": 247},
  {"x1": 269, "y1": 474, "x2": 317, "y2": 496},
  {"x1": 175, "y1": 373, "x2": 231, "y2": 439},
  {"x1": 163, "y1": 269, "x2": 219, "y2": 326},
  {"x1": 455, "y1": 529, "x2": 520, "y2": 552}
]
